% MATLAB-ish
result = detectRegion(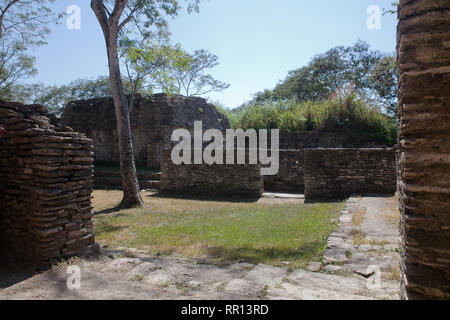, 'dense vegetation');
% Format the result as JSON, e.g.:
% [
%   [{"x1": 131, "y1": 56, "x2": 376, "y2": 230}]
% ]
[
  {"x1": 218, "y1": 96, "x2": 397, "y2": 146},
  {"x1": 249, "y1": 41, "x2": 398, "y2": 118},
  {"x1": 216, "y1": 41, "x2": 398, "y2": 146}
]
